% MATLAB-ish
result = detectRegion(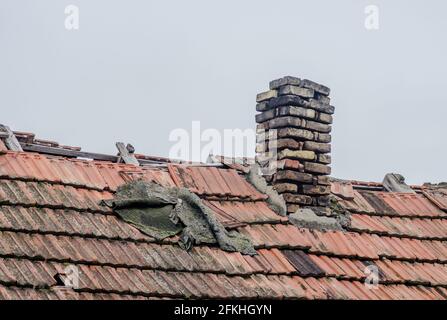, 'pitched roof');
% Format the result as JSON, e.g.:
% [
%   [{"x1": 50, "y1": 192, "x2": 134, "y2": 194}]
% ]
[{"x1": 0, "y1": 136, "x2": 447, "y2": 300}]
